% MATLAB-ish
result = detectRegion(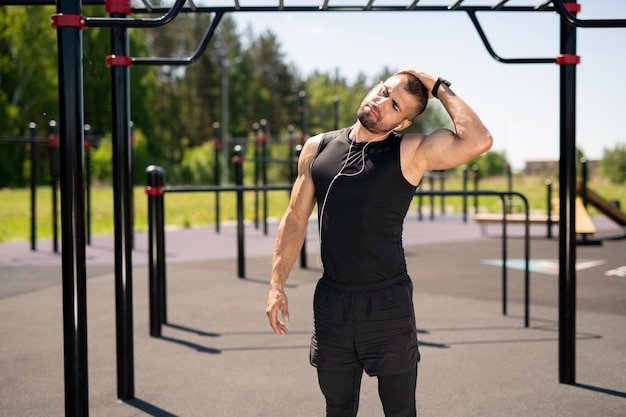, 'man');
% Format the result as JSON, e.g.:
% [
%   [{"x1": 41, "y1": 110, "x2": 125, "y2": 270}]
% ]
[{"x1": 266, "y1": 70, "x2": 492, "y2": 416}]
